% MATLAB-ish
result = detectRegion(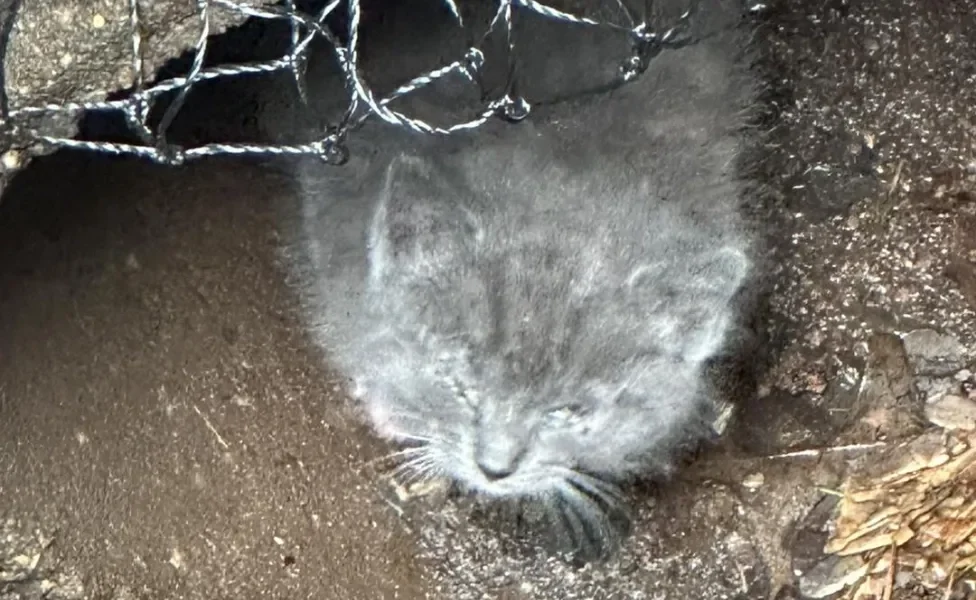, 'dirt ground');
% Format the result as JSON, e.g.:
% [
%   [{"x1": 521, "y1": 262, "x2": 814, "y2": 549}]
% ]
[{"x1": 3, "y1": 0, "x2": 976, "y2": 599}]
